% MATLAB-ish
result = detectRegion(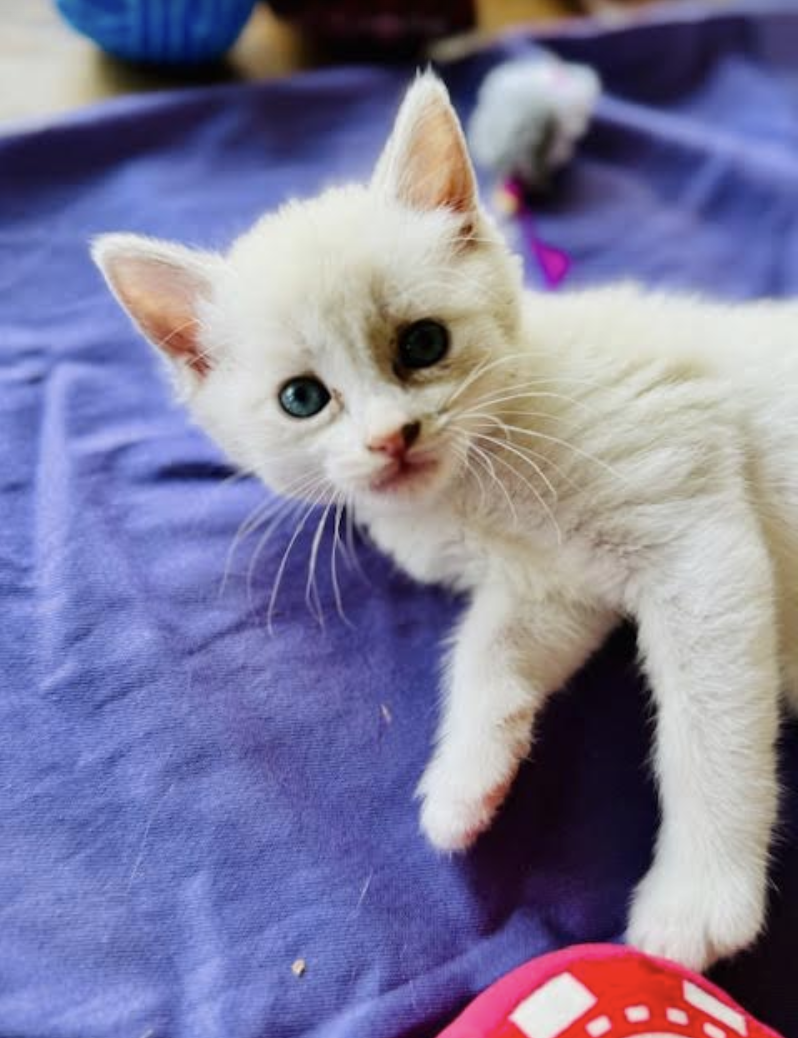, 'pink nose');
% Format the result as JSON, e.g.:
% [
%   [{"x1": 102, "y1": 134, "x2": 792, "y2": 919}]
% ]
[{"x1": 367, "y1": 421, "x2": 421, "y2": 458}]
